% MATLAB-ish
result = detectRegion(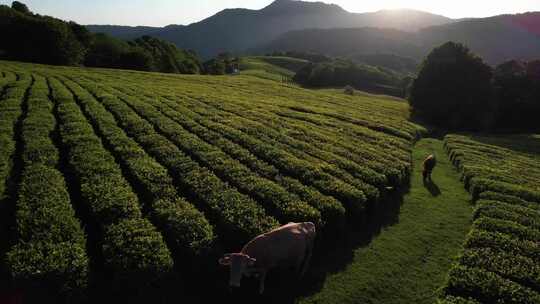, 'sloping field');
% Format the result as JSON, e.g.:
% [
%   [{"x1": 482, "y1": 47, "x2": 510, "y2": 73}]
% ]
[
  {"x1": 0, "y1": 60, "x2": 424, "y2": 302},
  {"x1": 441, "y1": 134, "x2": 540, "y2": 303},
  {"x1": 239, "y1": 56, "x2": 308, "y2": 81}
]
